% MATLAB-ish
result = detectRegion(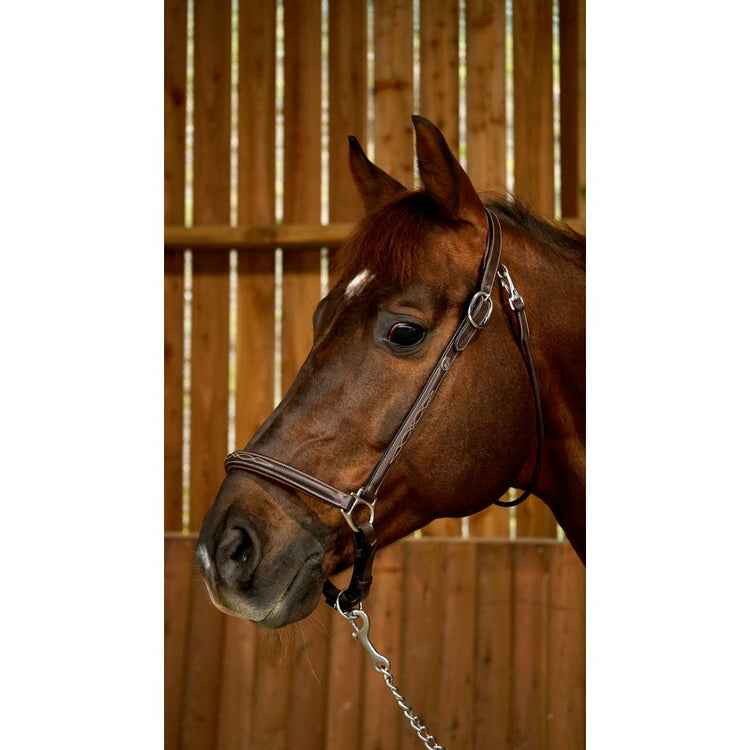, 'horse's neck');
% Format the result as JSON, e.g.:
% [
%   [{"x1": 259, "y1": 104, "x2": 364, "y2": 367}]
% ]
[
  {"x1": 515, "y1": 232, "x2": 586, "y2": 561},
  {"x1": 538, "y1": 334, "x2": 586, "y2": 562}
]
